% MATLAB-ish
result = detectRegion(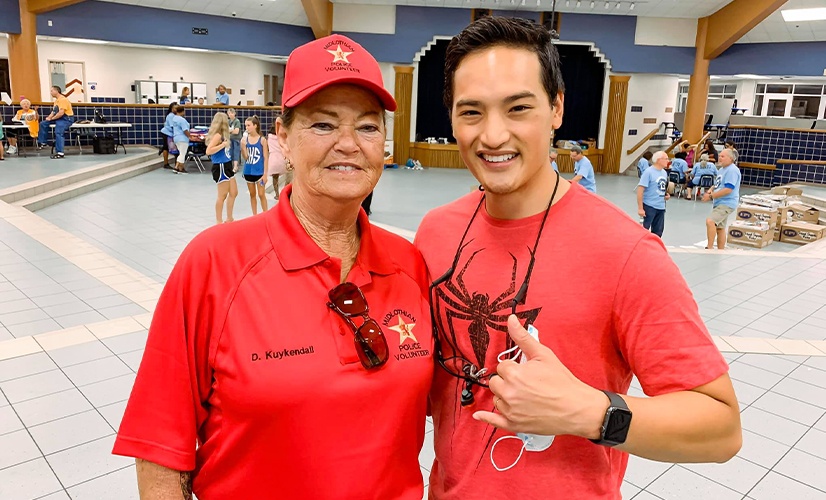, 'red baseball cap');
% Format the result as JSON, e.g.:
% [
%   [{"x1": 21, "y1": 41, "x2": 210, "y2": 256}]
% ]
[{"x1": 282, "y1": 34, "x2": 396, "y2": 111}]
